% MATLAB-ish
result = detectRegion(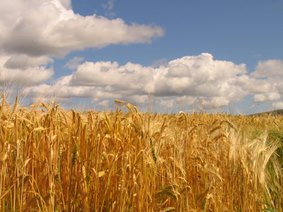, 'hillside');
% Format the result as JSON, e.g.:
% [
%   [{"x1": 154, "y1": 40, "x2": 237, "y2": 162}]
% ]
[{"x1": 251, "y1": 109, "x2": 283, "y2": 116}]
